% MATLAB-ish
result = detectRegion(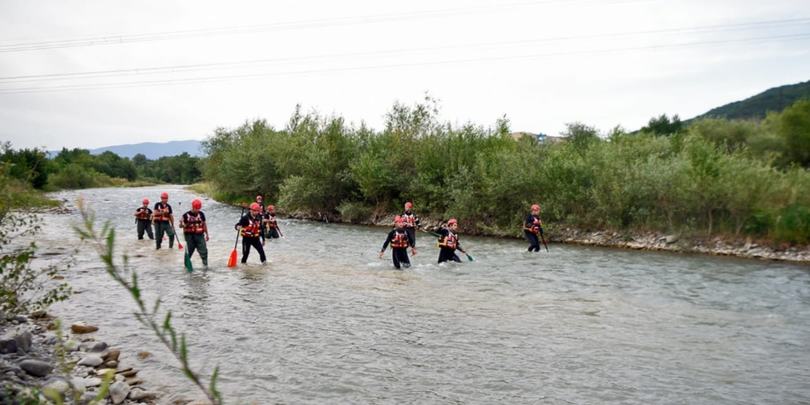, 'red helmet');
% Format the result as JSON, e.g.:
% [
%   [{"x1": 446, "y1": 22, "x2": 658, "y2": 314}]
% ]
[
  {"x1": 191, "y1": 199, "x2": 202, "y2": 210},
  {"x1": 267, "y1": 204, "x2": 275, "y2": 211},
  {"x1": 531, "y1": 204, "x2": 541, "y2": 211},
  {"x1": 160, "y1": 192, "x2": 169, "y2": 199},
  {"x1": 404, "y1": 202, "x2": 413, "y2": 209},
  {"x1": 447, "y1": 218, "x2": 458, "y2": 226},
  {"x1": 142, "y1": 198, "x2": 149, "y2": 205},
  {"x1": 249, "y1": 202, "x2": 261, "y2": 211}
]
